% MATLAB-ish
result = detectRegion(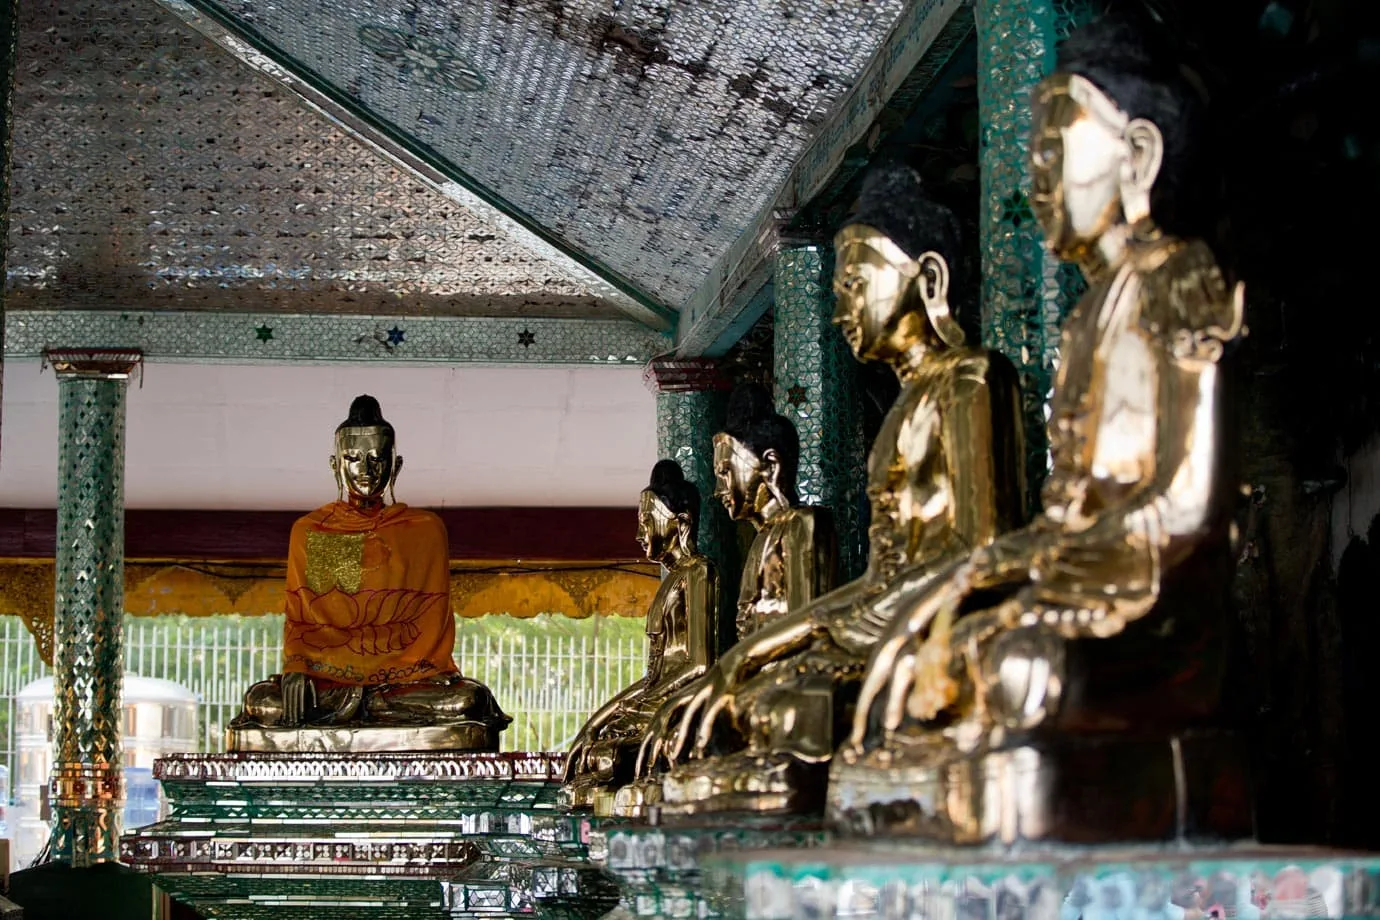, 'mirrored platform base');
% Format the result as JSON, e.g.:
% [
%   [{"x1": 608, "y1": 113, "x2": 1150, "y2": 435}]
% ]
[
  {"x1": 700, "y1": 843, "x2": 1380, "y2": 920},
  {"x1": 121, "y1": 751, "x2": 618, "y2": 919},
  {"x1": 225, "y1": 721, "x2": 500, "y2": 753},
  {"x1": 587, "y1": 813, "x2": 828, "y2": 918}
]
